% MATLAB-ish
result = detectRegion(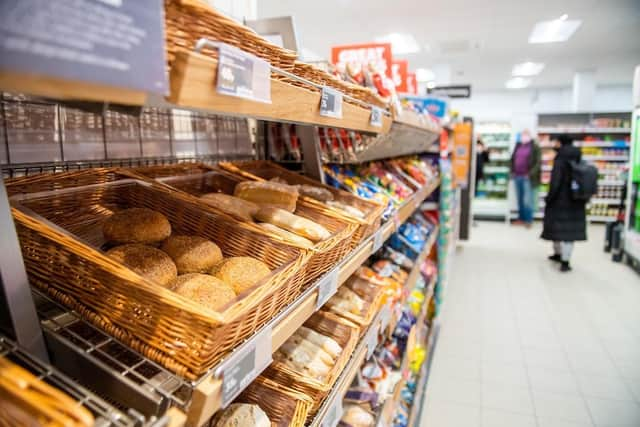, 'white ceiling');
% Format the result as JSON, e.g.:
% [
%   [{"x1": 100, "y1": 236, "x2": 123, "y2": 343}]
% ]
[{"x1": 256, "y1": 0, "x2": 640, "y2": 91}]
